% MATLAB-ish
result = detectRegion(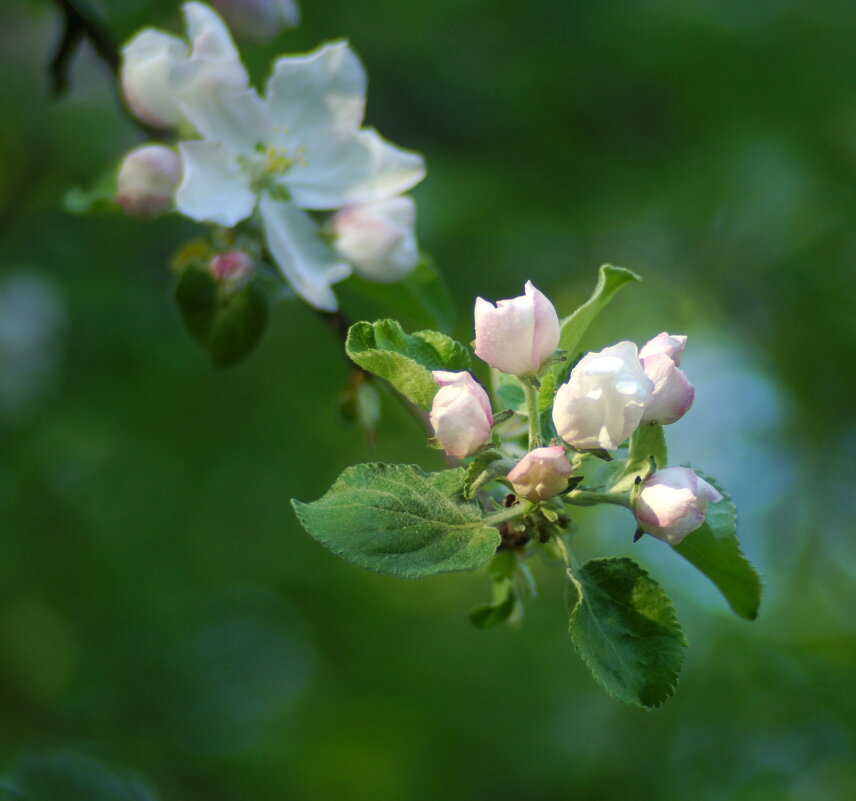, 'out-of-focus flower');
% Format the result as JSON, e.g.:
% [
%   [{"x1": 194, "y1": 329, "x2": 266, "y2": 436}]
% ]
[
  {"x1": 640, "y1": 332, "x2": 695, "y2": 425},
  {"x1": 210, "y1": 251, "x2": 255, "y2": 290},
  {"x1": 507, "y1": 446, "x2": 573, "y2": 502},
  {"x1": 552, "y1": 341, "x2": 653, "y2": 450},
  {"x1": 634, "y1": 467, "x2": 723, "y2": 544},
  {"x1": 210, "y1": 0, "x2": 300, "y2": 42},
  {"x1": 330, "y1": 196, "x2": 419, "y2": 283},
  {"x1": 429, "y1": 371, "x2": 493, "y2": 459},
  {"x1": 173, "y1": 39, "x2": 425, "y2": 311},
  {"x1": 473, "y1": 281, "x2": 560, "y2": 376},
  {"x1": 116, "y1": 145, "x2": 182, "y2": 218},
  {"x1": 120, "y1": 2, "x2": 248, "y2": 129}
]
